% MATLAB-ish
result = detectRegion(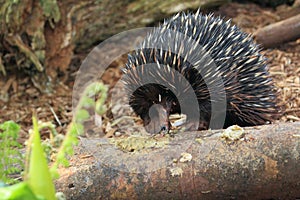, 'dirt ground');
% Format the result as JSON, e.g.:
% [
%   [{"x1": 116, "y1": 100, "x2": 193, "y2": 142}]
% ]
[{"x1": 0, "y1": 2, "x2": 299, "y2": 143}]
